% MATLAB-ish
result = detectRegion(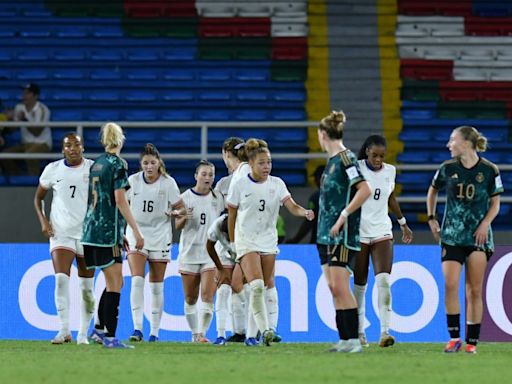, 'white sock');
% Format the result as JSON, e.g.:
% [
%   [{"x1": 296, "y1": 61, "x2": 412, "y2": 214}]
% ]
[
  {"x1": 184, "y1": 302, "x2": 198, "y2": 334},
  {"x1": 376, "y1": 273, "x2": 392, "y2": 334},
  {"x1": 78, "y1": 277, "x2": 95, "y2": 337},
  {"x1": 130, "y1": 276, "x2": 145, "y2": 331},
  {"x1": 265, "y1": 286, "x2": 279, "y2": 331},
  {"x1": 215, "y1": 284, "x2": 231, "y2": 338},
  {"x1": 55, "y1": 273, "x2": 70, "y2": 334},
  {"x1": 246, "y1": 298, "x2": 258, "y2": 339},
  {"x1": 249, "y1": 279, "x2": 269, "y2": 333},
  {"x1": 200, "y1": 301, "x2": 214, "y2": 336},
  {"x1": 149, "y1": 282, "x2": 164, "y2": 337},
  {"x1": 231, "y1": 290, "x2": 246, "y2": 335},
  {"x1": 353, "y1": 284, "x2": 367, "y2": 335},
  {"x1": 243, "y1": 284, "x2": 251, "y2": 333}
]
